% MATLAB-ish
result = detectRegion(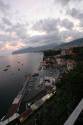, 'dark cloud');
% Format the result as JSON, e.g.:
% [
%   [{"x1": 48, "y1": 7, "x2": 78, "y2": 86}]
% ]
[
  {"x1": 67, "y1": 8, "x2": 83, "y2": 20},
  {"x1": 32, "y1": 18, "x2": 74, "y2": 32},
  {"x1": 60, "y1": 19, "x2": 74, "y2": 30},
  {"x1": 31, "y1": 18, "x2": 63, "y2": 46},
  {"x1": 55, "y1": 0, "x2": 70, "y2": 6},
  {"x1": 2, "y1": 18, "x2": 61, "y2": 47},
  {"x1": 0, "y1": 15, "x2": 82, "y2": 51},
  {"x1": 8, "y1": 23, "x2": 28, "y2": 40},
  {"x1": 26, "y1": 32, "x2": 61, "y2": 45},
  {"x1": 0, "y1": 0, "x2": 83, "y2": 54},
  {"x1": 0, "y1": 42, "x2": 4, "y2": 49},
  {"x1": 0, "y1": 0, "x2": 10, "y2": 15},
  {"x1": 0, "y1": 23, "x2": 5, "y2": 30},
  {"x1": 67, "y1": 8, "x2": 83, "y2": 28},
  {"x1": 32, "y1": 19, "x2": 59, "y2": 33},
  {"x1": 54, "y1": 0, "x2": 82, "y2": 6},
  {"x1": 2, "y1": 17, "x2": 12, "y2": 26},
  {"x1": 31, "y1": 17, "x2": 83, "y2": 45},
  {"x1": 0, "y1": 1, "x2": 12, "y2": 31},
  {"x1": 28, "y1": 18, "x2": 74, "y2": 45}
]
